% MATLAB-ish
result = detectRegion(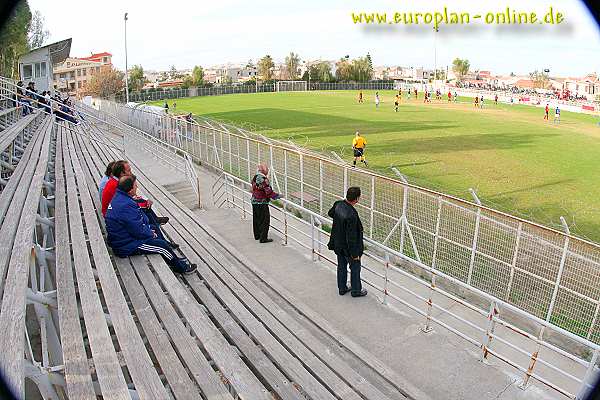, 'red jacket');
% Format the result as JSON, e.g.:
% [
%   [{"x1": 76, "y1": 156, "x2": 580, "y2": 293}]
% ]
[
  {"x1": 101, "y1": 177, "x2": 118, "y2": 216},
  {"x1": 101, "y1": 176, "x2": 151, "y2": 216},
  {"x1": 251, "y1": 173, "x2": 279, "y2": 204}
]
